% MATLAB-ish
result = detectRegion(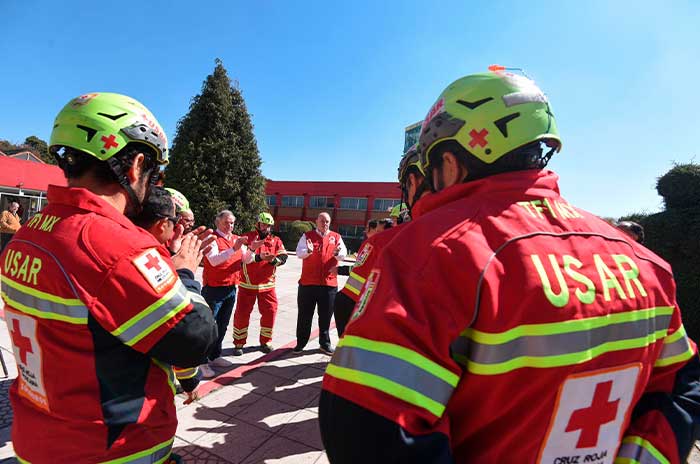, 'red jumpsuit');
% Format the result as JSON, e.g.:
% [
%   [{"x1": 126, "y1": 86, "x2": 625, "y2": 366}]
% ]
[
  {"x1": 1, "y1": 185, "x2": 202, "y2": 463},
  {"x1": 322, "y1": 170, "x2": 699, "y2": 463},
  {"x1": 232, "y1": 231, "x2": 287, "y2": 346}
]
